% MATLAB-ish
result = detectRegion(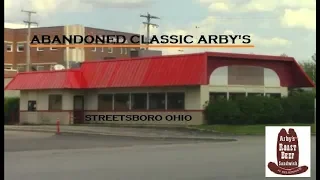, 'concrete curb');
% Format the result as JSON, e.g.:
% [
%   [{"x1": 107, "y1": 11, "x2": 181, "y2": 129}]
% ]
[
  {"x1": 4, "y1": 128, "x2": 237, "y2": 142},
  {"x1": 187, "y1": 127, "x2": 317, "y2": 136}
]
